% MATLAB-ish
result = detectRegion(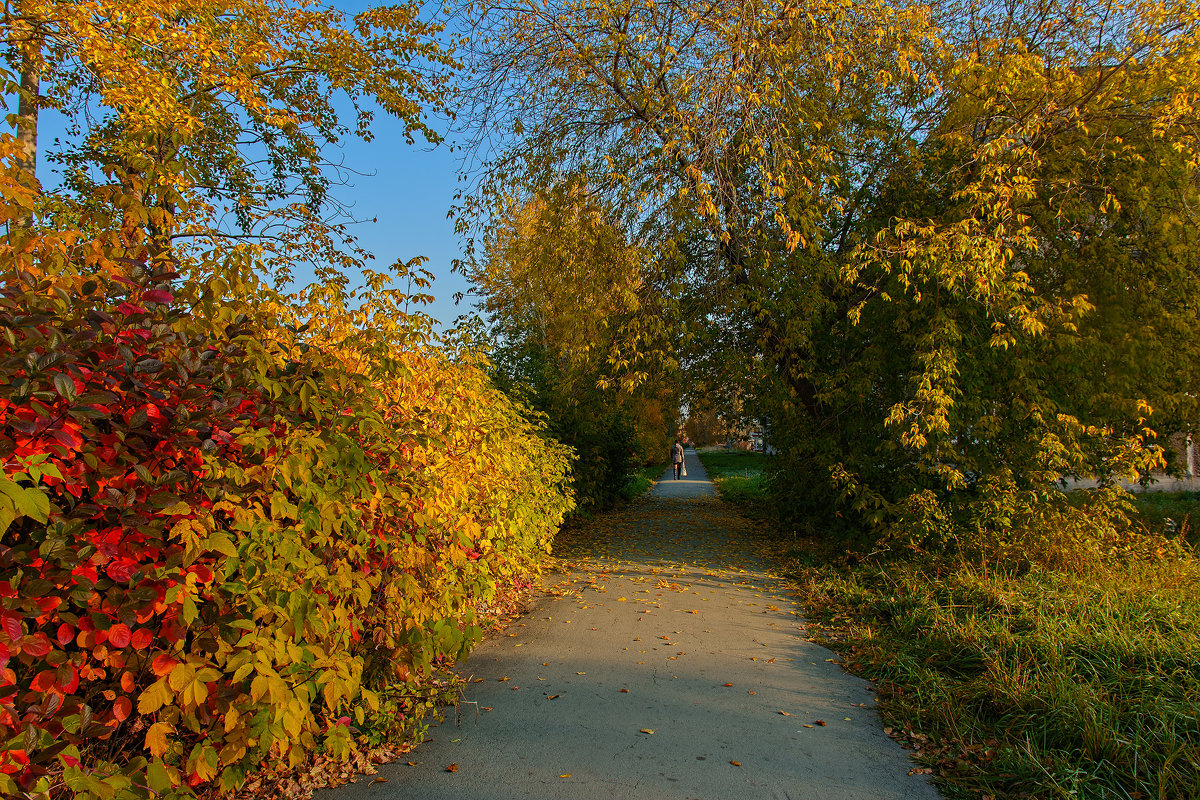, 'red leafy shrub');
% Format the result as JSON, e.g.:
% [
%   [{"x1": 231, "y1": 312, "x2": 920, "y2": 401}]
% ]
[{"x1": 0, "y1": 268, "x2": 251, "y2": 795}]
